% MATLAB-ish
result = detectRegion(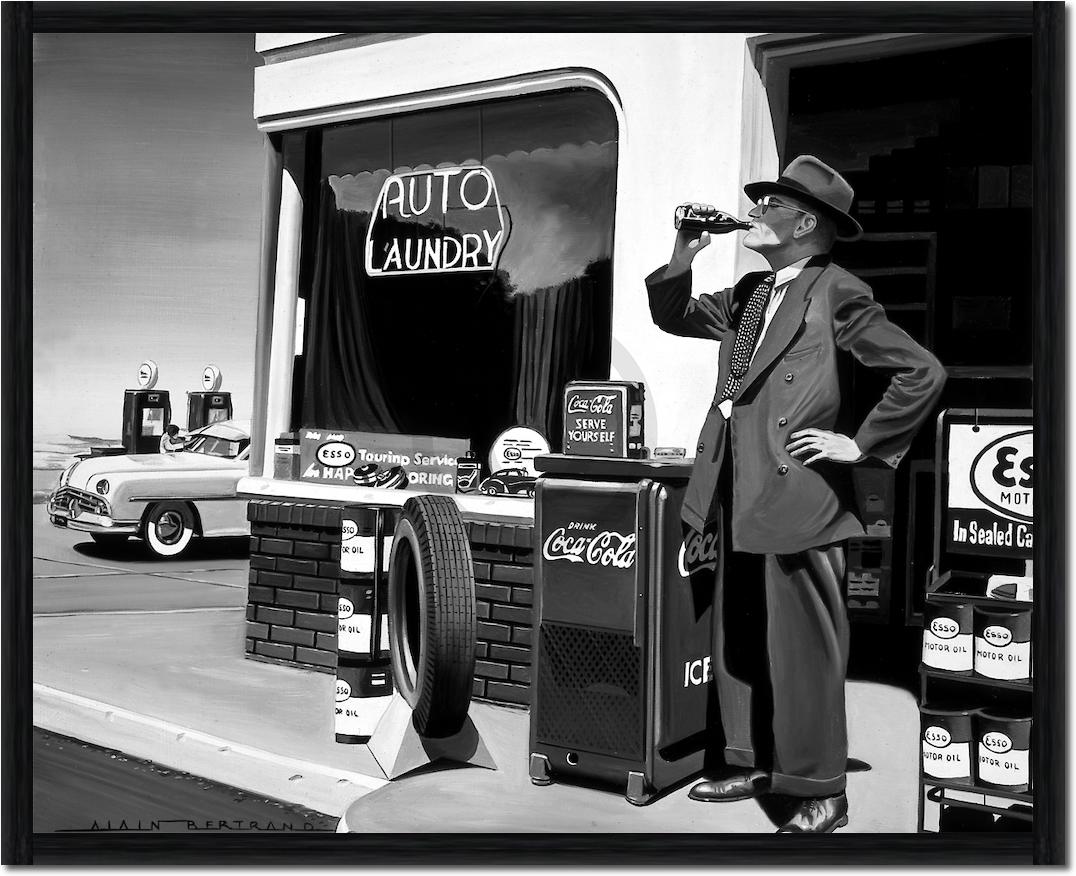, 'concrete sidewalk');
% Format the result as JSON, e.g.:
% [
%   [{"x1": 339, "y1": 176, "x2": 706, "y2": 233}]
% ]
[{"x1": 34, "y1": 603, "x2": 922, "y2": 831}]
